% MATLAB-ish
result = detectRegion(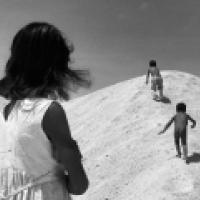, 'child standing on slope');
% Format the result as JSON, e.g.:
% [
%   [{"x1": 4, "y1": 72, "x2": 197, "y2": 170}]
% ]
[
  {"x1": 158, "y1": 102, "x2": 196, "y2": 164},
  {"x1": 146, "y1": 60, "x2": 163, "y2": 101},
  {"x1": 0, "y1": 22, "x2": 90, "y2": 200}
]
